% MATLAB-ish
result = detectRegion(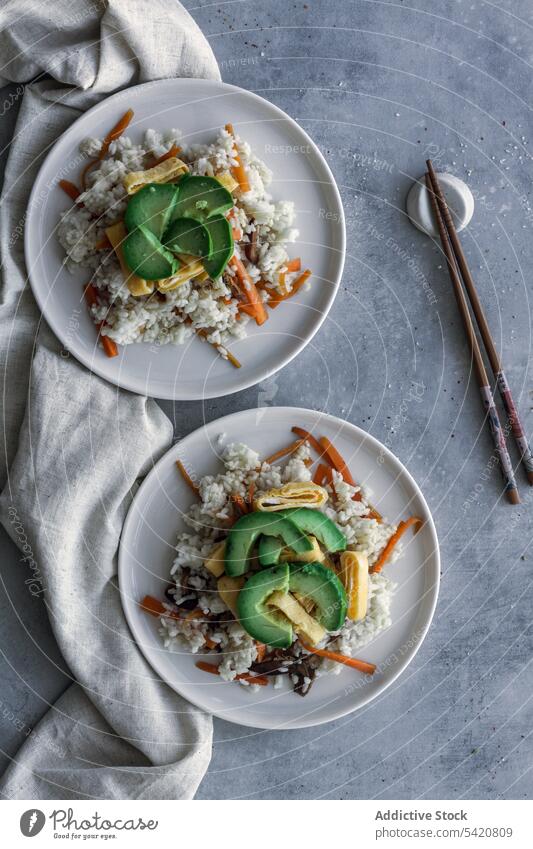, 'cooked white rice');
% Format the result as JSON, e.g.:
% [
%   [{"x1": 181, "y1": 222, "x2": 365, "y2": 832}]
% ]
[
  {"x1": 58, "y1": 127, "x2": 302, "y2": 350},
  {"x1": 158, "y1": 440, "x2": 397, "y2": 692}
]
